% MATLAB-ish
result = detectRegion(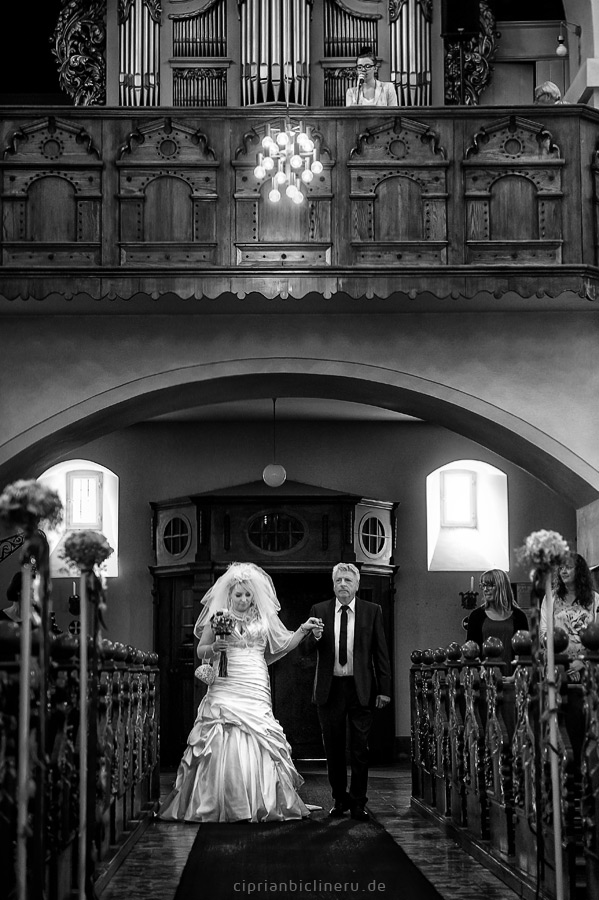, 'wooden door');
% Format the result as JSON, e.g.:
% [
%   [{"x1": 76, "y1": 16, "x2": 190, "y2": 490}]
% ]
[
  {"x1": 268, "y1": 572, "x2": 331, "y2": 759},
  {"x1": 155, "y1": 573, "x2": 205, "y2": 767}
]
